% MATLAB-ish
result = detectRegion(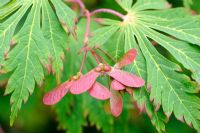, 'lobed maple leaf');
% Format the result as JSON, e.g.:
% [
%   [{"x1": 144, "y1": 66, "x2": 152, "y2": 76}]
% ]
[
  {"x1": 0, "y1": 0, "x2": 23, "y2": 20},
  {"x1": 89, "y1": 0, "x2": 200, "y2": 132},
  {"x1": 0, "y1": 0, "x2": 76, "y2": 125},
  {"x1": 1, "y1": 0, "x2": 200, "y2": 131}
]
